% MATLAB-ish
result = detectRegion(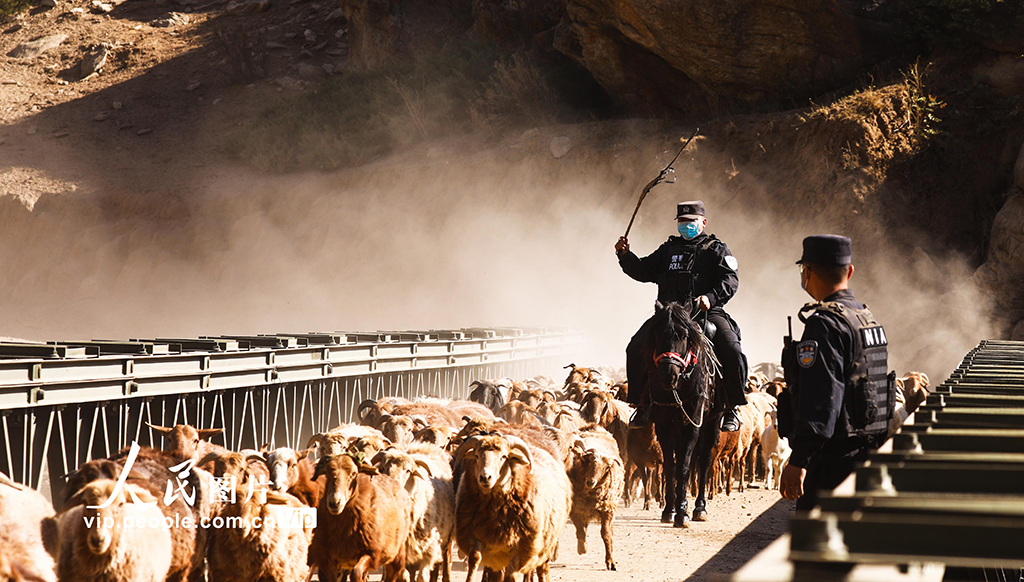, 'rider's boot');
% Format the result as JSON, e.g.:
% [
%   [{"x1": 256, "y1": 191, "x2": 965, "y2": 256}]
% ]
[
  {"x1": 721, "y1": 406, "x2": 742, "y2": 432},
  {"x1": 628, "y1": 405, "x2": 652, "y2": 428}
]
